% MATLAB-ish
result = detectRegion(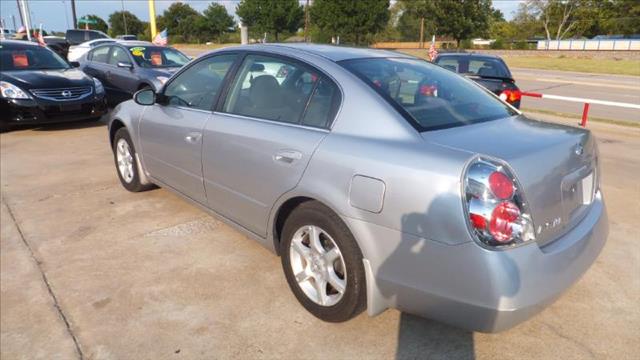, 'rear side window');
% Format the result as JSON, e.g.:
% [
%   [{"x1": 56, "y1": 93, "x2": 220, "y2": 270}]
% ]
[
  {"x1": 342, "y1": 57, "x2": 516, "y2": 131},
  {"x1": 90, "y1": 46, "x2": 110, "y2": 63},
  {"x1": 223, "y1": 54, "x2": 339, "y2": 128},
  {"x1": 66, "y1": 30, "x2": 84, "y2": 45},
  {"x1": 435, "y1": 57, "x2": 511, "y2": 79}
]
